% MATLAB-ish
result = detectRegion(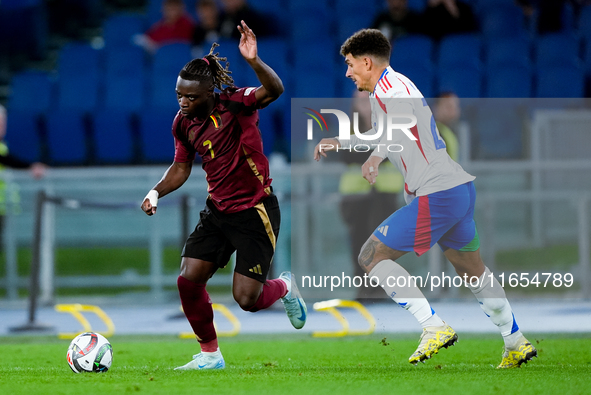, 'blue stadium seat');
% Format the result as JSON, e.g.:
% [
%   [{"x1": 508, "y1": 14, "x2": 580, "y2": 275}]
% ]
[
  {"x1": 105, "y1": 45, "x2": 145, "y2": 80},
  {"x1": 104, "y1": 45, "x2": 146, "y2": 112},
  {"x1": 104, "y1": 74, "x2": 145, "y2": 113},
  {"x1": 438, "y1": 65, "x2": 483, "y2": 98},
  {"x1": 391, "y1": 35, "x2": 435, "y2": 64},
  {"x1": 56, "y1": 43, "x2": 102, "y2": 112},
  {"x1": 4, "y1": 110, "x2": 42, "y2": 163},
  {"x1": 149, "y1": 43, "x2": 192, "y2": 111},
  {"x1": 8, "y1": 70, "x2": 54, "y2": 113},
  {"x1": 476, "y1": 0, "x2": 520, "y2": 14},
  {"x1": 485, "y1": 36, "x2": 532, "y2": 69},
  {"x1": 257, "y1": 38, "x2": 288, "y2": 77},
  {"x1": 485, "y1": 65, "x2": 533, "y2": 98},
  {"x1": 391, "y1": 36, "x2": 436, "y2": 97},
  {"x1": 480, "y1": 4, "x2": 527, "y2": 39},
  {"x1": 579, "y1": 7, "x2": 591, "y2": 74},
  {"x1": 289, "y1": 11, "x2": 333, "y2": 43},
  {"x1": 561, "y1": 1, "x2": 576, "y2": 33},
  {"x1": 248, "y1": 0, "x2": 288, "y2": 35},
  {"x1": 584, "y1": 39, "x2": 591, "y2": 75},
  {"x1": 148, "y1": 71, "x2": 180, "y2": 112},
  {"x1": 394, "y1": 62, "x2": 436, "y2": 98},
  {"x1": 293, "y1": 70, "x2": 337, "y2": 98},
  {"x1": 103, "y1": 13, "x2": 145, "y2": 49},
  {"x1": 145, "y1": 0, "x2": 163, "y2": 25},
  {"x1": 46, "y1": 111, "x2": 87, "y2": 165},
  {"x1": 438, "y1": 33, "x2": 483, "y2": 69},
  {"x1": 335, "y1": 0, "x2": 379, "y2": 17},
  {"x1": 390, "y1": 35, "x2": 436, "y2": 97},
  {"x1": 138, "y1": 108, "x2": 178, "y2": 163},
  {"x1": 294, "y1": 40, "x2": 338, "y2": 73},
  {"x1": 288, "y1": 0, "x2": 329, "y2": 14},
  {"x1": 579, "y1": 6, "x2": 591, "y2": 42},
  {"x1": 536, "y1": 64, "x2": 585, "y2": 98},
  {"x1": 336, "y1": 13, "x2": 374, "y2": 45},
  {"x1": 92, "y1": 110, "x2": 135, "y2": 164},
  {"x1": 152, "y1": 43, "x2": 192, "y2": 73},
  {"x1": 535, "y1": 33, "x2": 581, "y2": 67}
]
